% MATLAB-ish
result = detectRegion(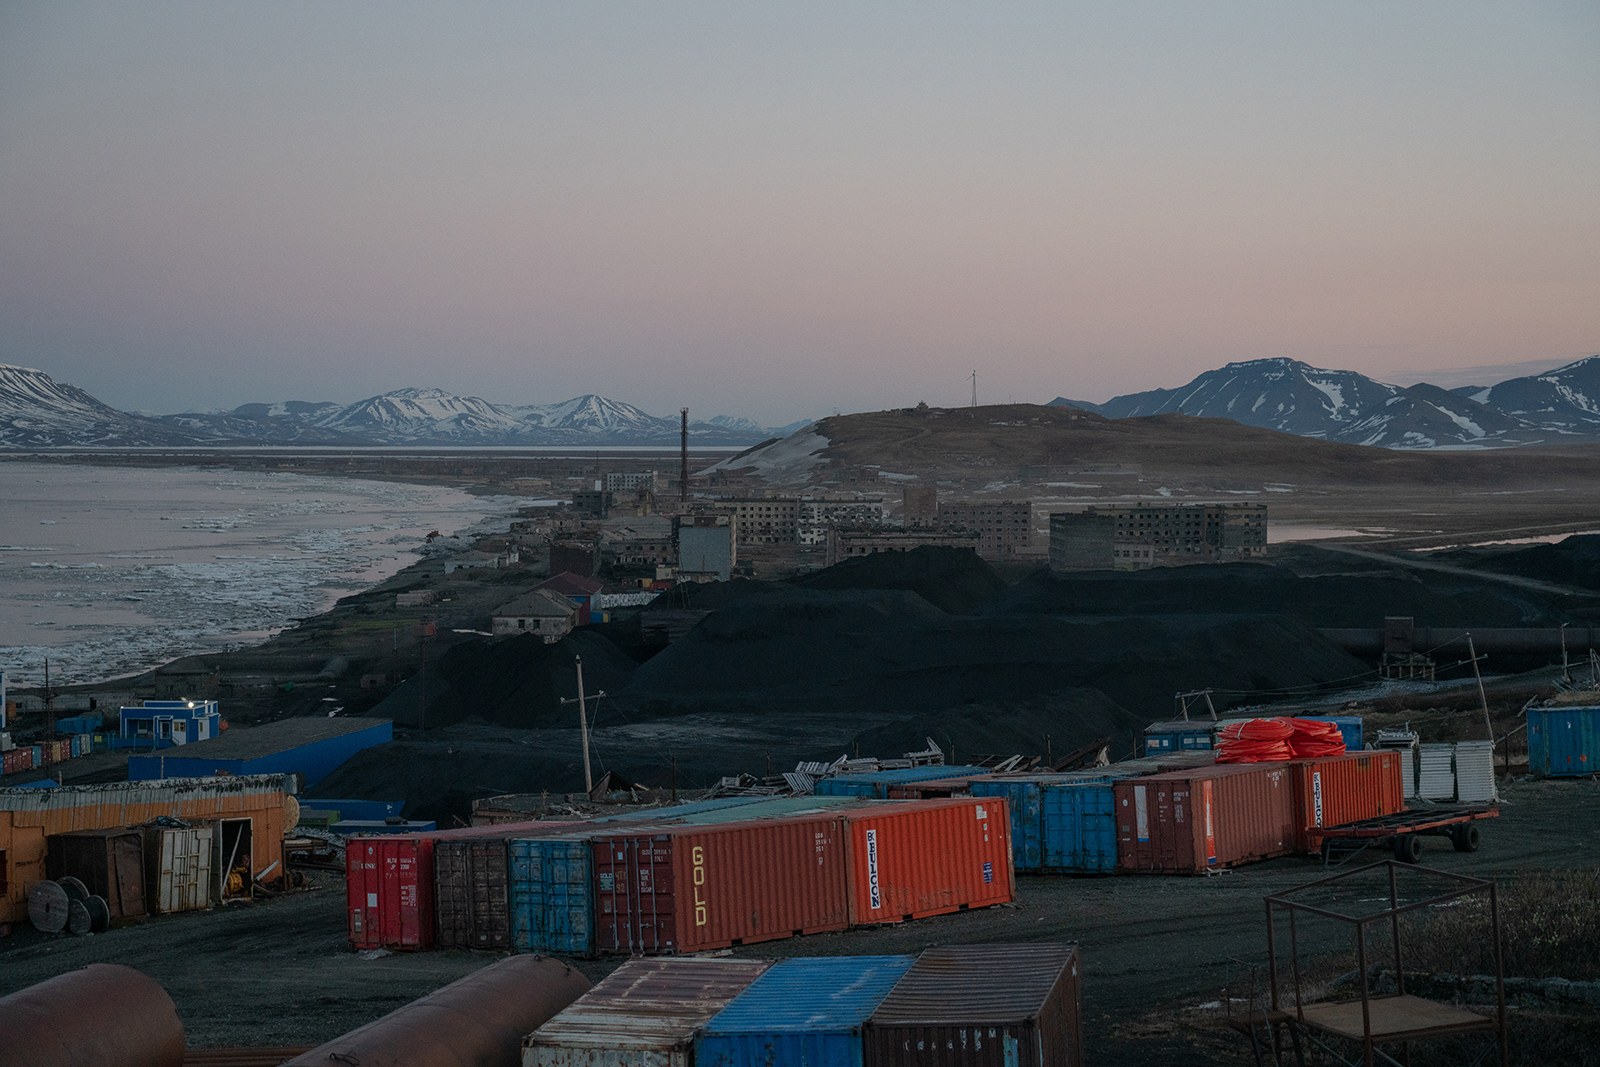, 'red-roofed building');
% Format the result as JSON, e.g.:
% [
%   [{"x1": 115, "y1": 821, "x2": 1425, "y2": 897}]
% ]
[{"x1": 535, "y1": 572, "x2": 604, "y2": 624}]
